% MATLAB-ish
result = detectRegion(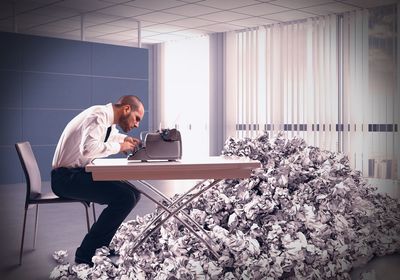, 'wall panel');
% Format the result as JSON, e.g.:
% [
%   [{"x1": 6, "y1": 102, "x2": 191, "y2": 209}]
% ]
[{"x1": 0, "y1": 32, "x2": 149, "y2": 184}]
